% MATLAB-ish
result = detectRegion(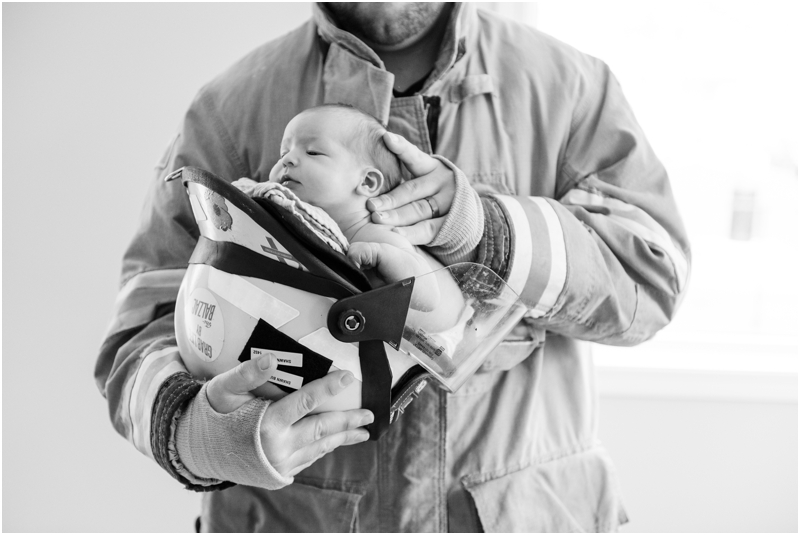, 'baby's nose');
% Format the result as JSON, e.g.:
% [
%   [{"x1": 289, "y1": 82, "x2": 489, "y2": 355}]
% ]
[{"x1": 281, "y1": 152, "x2": 298, "y2": 167}]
